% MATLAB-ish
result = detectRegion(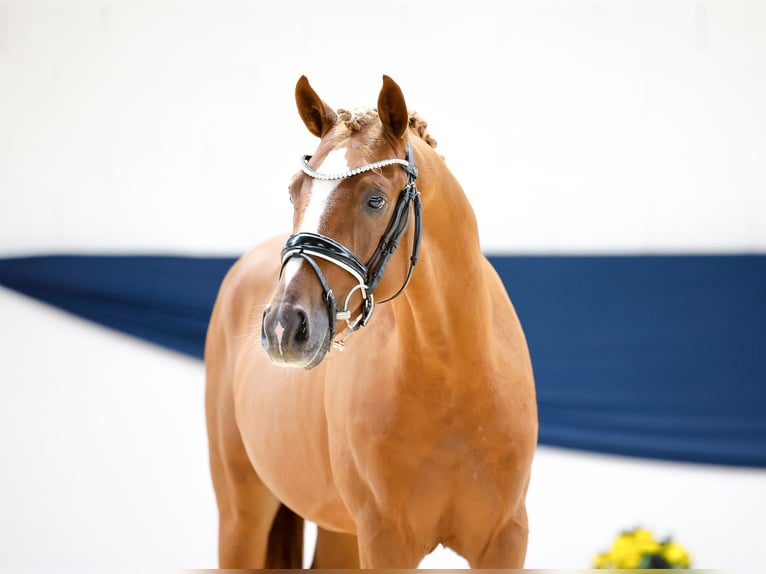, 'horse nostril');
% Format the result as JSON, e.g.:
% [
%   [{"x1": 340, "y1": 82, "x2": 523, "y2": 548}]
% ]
[
  {"x1": 294, "y1": 308, "x2": 309, "y2": 344},
  {"x1": 262, "y1": 303, "x2": 311, "y2": 358}
]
